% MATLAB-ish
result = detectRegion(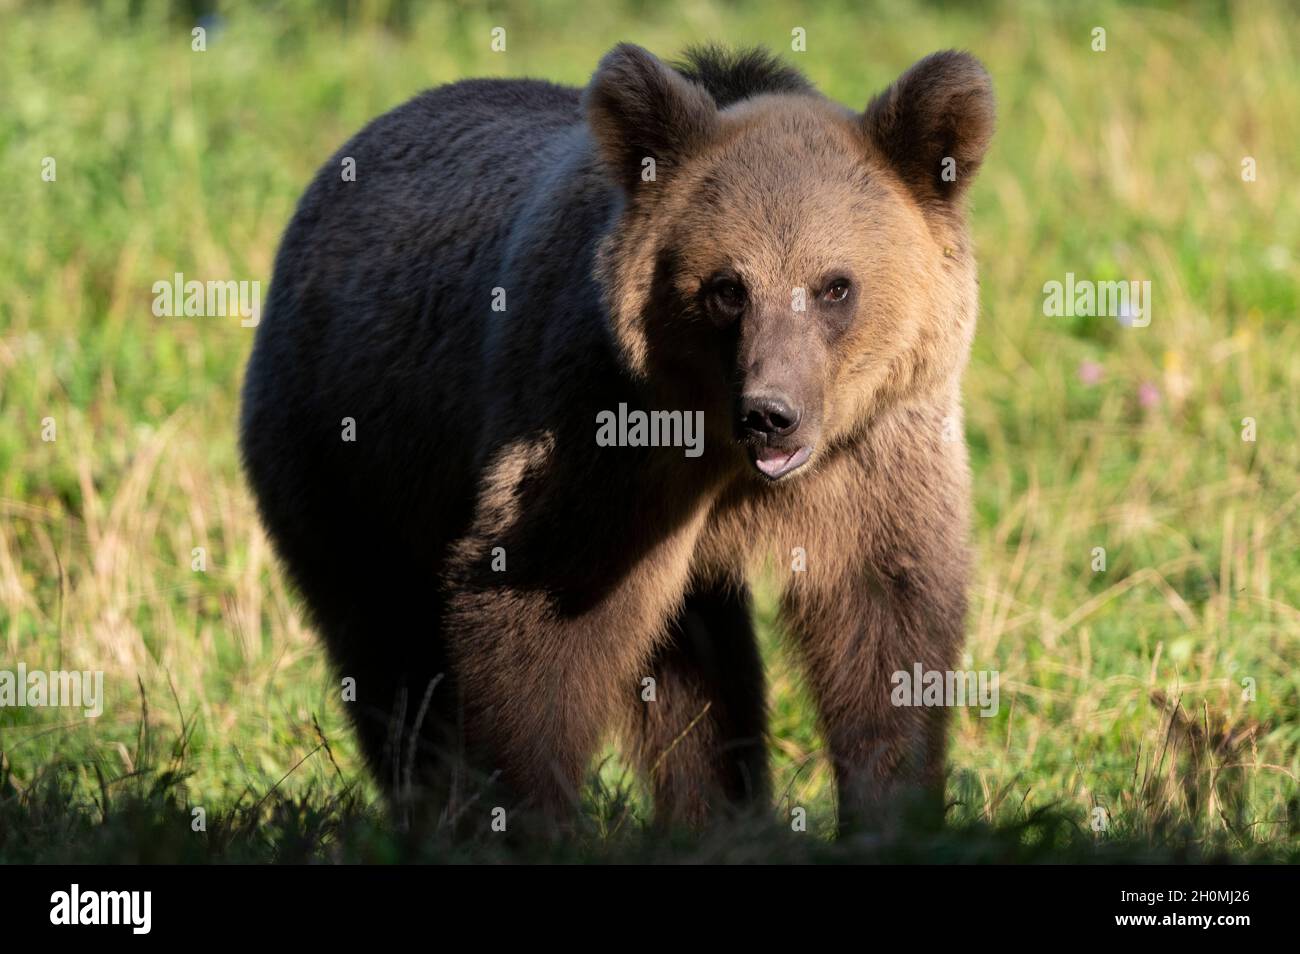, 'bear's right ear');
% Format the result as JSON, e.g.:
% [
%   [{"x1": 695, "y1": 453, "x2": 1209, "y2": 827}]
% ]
[{"x1": 584, "y1": 44, "x2": 719, "y2": 194}]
